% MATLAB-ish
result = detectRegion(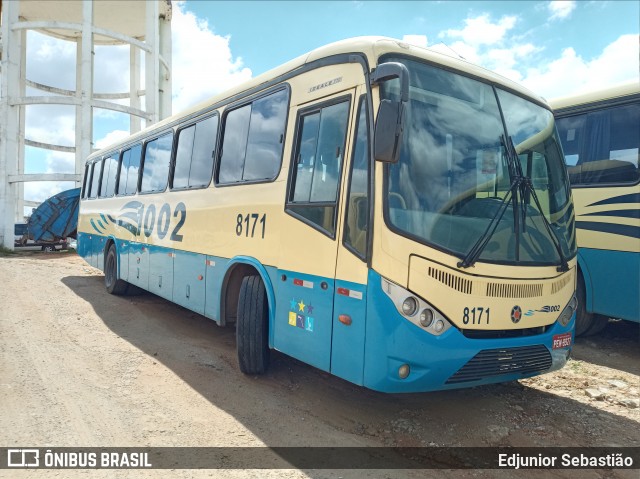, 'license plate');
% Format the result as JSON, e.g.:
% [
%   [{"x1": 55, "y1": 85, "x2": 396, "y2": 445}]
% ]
[{"x1": 552, "y1": 332, "x2": 572, "y2": 349}]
